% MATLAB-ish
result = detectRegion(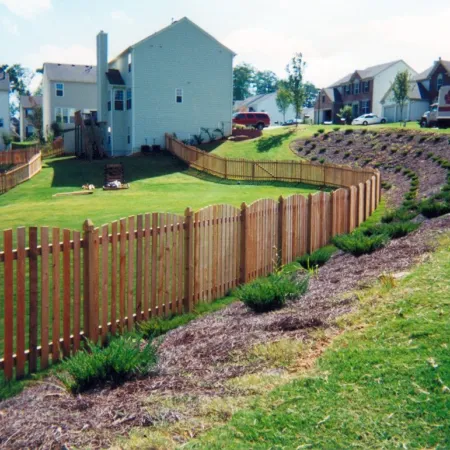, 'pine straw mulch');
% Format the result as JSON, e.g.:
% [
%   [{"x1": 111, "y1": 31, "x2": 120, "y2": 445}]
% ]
[{"x1": 1, "y1": 213, "x2": 449, "y2": 449}]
